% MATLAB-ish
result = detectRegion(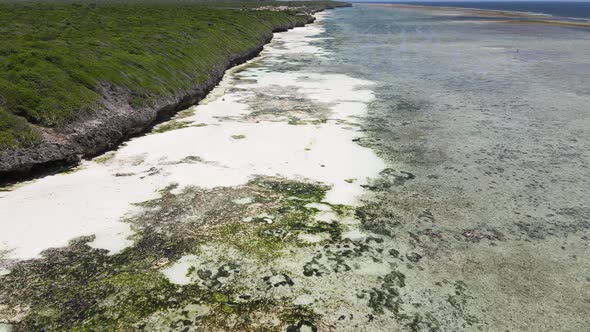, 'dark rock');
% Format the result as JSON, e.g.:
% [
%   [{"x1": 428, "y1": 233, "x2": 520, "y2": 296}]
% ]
[
  {"x1": 0, "y1": 14, "x2": 318, "y2": 183},
  {"x1": 405, "y1": 252, "x2": 422, "y2": 263}
]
